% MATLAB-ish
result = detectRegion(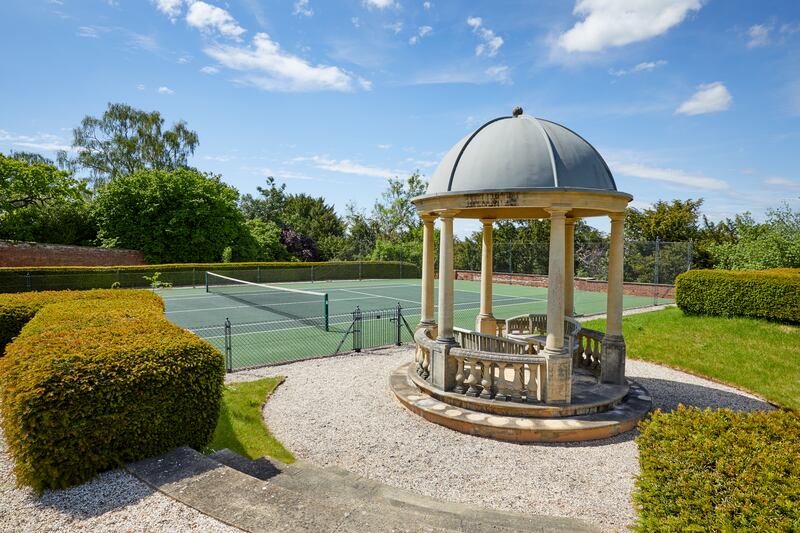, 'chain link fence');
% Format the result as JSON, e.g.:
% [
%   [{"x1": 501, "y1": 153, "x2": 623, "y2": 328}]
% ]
[{"x1": 454, "y1": 240, "x2": 692, "y2": 285}]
